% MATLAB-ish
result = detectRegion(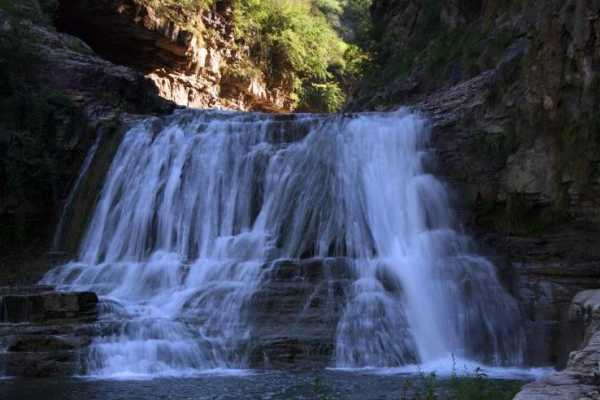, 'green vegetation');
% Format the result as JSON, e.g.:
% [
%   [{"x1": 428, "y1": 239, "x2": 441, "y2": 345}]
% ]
[
  {"x1": 397, "y1": 367, "x2": 522, "y2": 400},
  {"x1": 141, "y1": 0, "x2": 374, "y2": 111},
  {"x1": 302, "y1": 82, "x2": 346, "y2": 113},
  {"x1": 361, "y1": 0, "x2": 519, "y2": 106},
  {"x1": 309, "y1": 367, "x2": 523, "y2": 400},
  {"x1": 229, "y1": 0, "x2": 372, "y2": 111},
  {"x1": 448, "y1": 370, "x2": 523, "y2": 400},
  {"x1": 145, "y1": 0, "x2": 214, "y2": 27},
  {"x1": 375, "y1": 27, "x2": 486, "y2": 86},
  {"x1": 148, "y1": 0, "x2": 214, "y2": 9}
]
